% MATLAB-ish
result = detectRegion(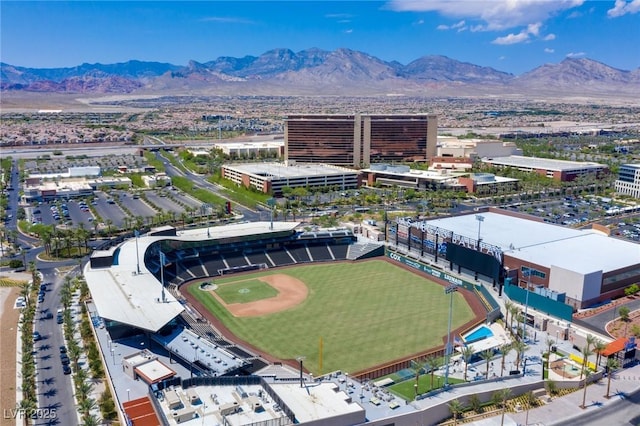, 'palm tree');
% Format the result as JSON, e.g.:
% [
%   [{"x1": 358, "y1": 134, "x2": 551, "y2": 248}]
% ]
[
  {"x1": 593, "y1": 339, "x2": 607, "y2": 368},
  {"x1": 81, "y1": 414, "x2": 100, "y2": 426},
  {"x1": 448, "y1": 399, "x2": 464, "y2": 426},
  {"x1": 509, "y1": 305, "x2": 520, "y2": 334},
  {"x1": 493, "y1": 388, "x2": 511, "y2": 426},
  {"x1": 580, "y1": 345, "x2": 593, "y2": 380},
  {"x1": 504, "y1": 300, "x2": 514, "y2": 328},
  {"x1": 605, "y1": 358, "x2": 620, "y2": 399},
  {"x1": 462, "y1": 345, "x2": 475, "y2": 381},
  {"x1": 79, "y1": 397, "x2": 97, "y2": 417},
  {"x1": 580, "y1": 369, "x2": 592, "y2": 409},
  {"x1": 523, "y1": 391, "x2": 537, "y2": 426},
  {"x1": 426, "y1": 355, "x2": 444, "y2": 390},
  {"x1": 500, "y1": 343, "x2": 512, "y2": 377},
  {"x1": 480, "y1": 349, "x2": 494, "y2": 379},
  {"x1": 469, "y1": 393, "x2": 482, "y2": 414},
  {"x1": 513, "y1": 340, "x2": 528, "y2": 369},
  {"x1": 410, "y1": 358, "x2": 425, "y2": 398}
]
